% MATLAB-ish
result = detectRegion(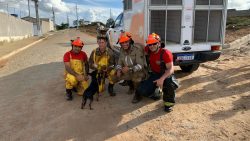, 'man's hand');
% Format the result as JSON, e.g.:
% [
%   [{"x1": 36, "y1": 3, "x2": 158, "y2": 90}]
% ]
[
  {"x1": 117, "y1": 70, "x2": 121, "y2": 78},
  {"x1": 100, "y1": 65, "x2": 107, "y2": 71},
  {"x1": 93, "y1": 63, "x2": 98, "y2": 69},
  {"x1": 83, "y1": 75, "x2": 89, "y2": 81},
  {"x1": 153, "y1": 78, "x2": 165, "y2": 89},
  {"x1": 107, "y1": 65, "x2": 114, "y2": 72},
  {"x1": 76, "y1": 74, "x2": 85, "y2": 81},
  {"x1": 121, "y1": 66, "x2": 130, "y2": 74}
]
